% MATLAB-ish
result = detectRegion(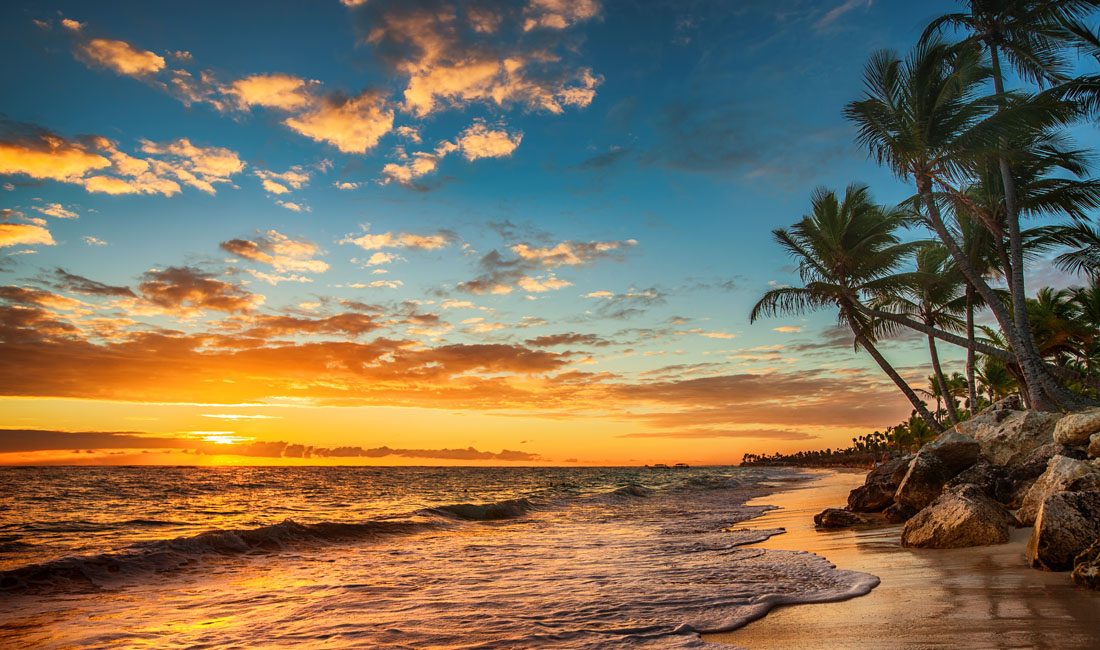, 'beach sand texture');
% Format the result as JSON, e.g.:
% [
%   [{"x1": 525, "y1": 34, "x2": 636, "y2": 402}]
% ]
[{"x1": 709, "y1": 470, "x2": 1100, "y2": 649}]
